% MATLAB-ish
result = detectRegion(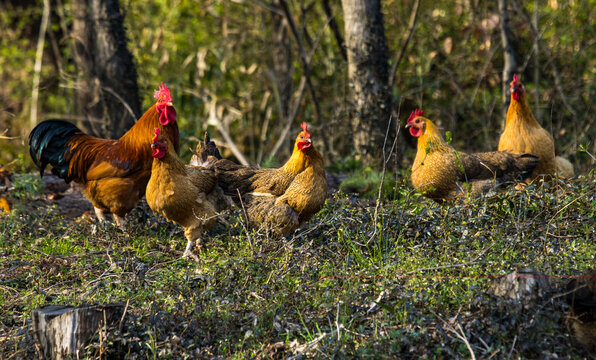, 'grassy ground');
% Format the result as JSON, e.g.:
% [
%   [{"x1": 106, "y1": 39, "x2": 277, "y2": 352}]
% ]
[{"x1": 0, "y1": 172, "x2": 595, "y2": 359}]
